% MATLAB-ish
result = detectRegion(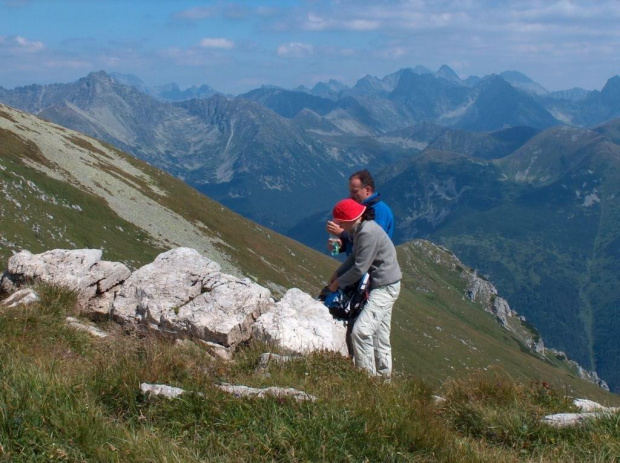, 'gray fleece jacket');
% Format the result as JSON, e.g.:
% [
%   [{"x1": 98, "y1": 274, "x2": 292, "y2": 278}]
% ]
[{"x1": 336, "y1": 220, "x2": 402, "y2": 290}]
